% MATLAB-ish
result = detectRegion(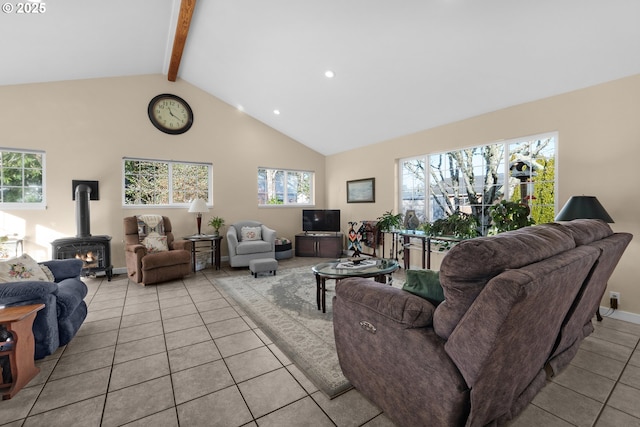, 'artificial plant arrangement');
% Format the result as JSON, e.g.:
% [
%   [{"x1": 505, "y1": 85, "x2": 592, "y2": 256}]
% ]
[
  {"x1": 208, "y1": 216, "x2": 225, "y2": 236},
  {"x1": 488, "y1": 200, "x2": 535, "y2": 234}
]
